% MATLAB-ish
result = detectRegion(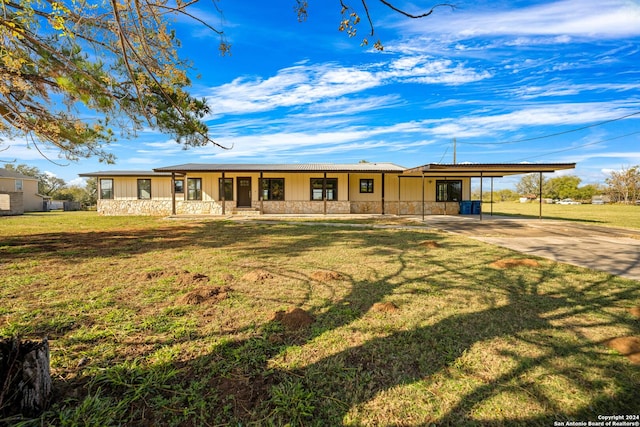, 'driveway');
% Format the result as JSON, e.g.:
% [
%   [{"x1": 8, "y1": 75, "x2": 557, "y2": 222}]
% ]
[{"x1": 425, "y1": 215, "x2": 640, "y2": 281}]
